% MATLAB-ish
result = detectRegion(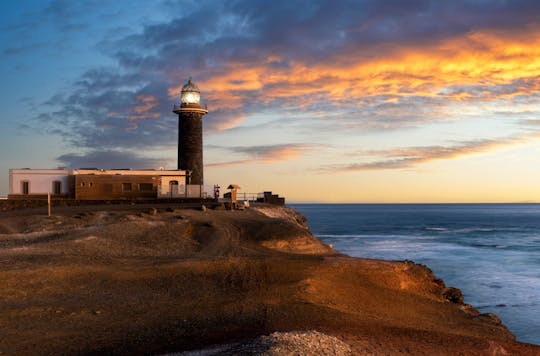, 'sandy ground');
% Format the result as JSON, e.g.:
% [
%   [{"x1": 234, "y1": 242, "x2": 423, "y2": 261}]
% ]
[{"x1": 0, "y1": 203, "x2": 538, "y2": 355}]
